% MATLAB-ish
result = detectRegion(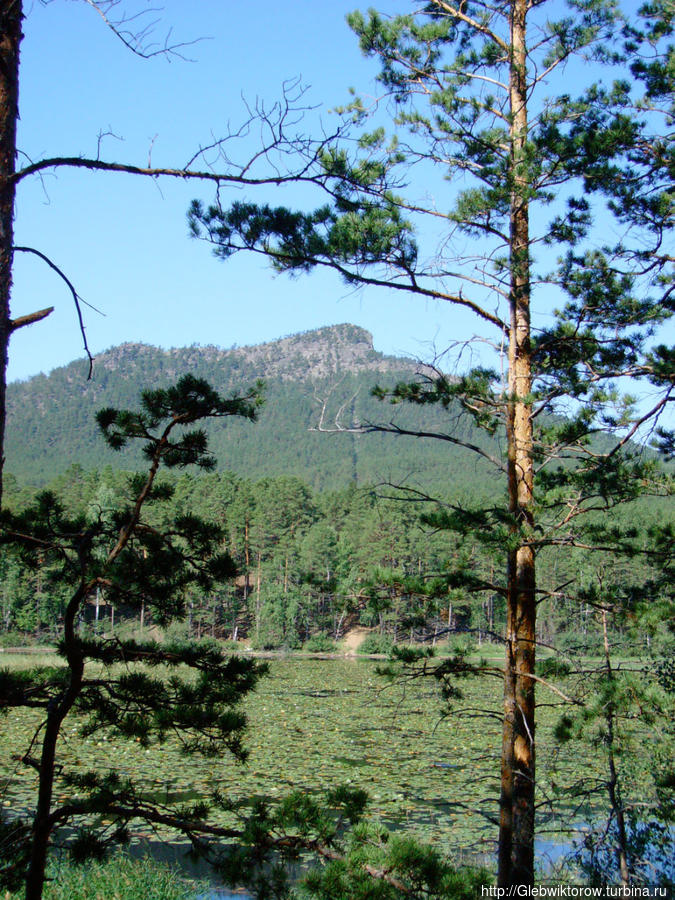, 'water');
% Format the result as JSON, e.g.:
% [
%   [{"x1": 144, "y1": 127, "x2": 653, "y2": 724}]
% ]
[
  {"x1": 197, "y1": 891, "x2": 250, "y2": 900},
  {"x1": 141, "y1": 820, "x2": 675, "y2": 898},
  {"x1": 535, "y1": 821, "x2": 675, "y2": 882}
]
